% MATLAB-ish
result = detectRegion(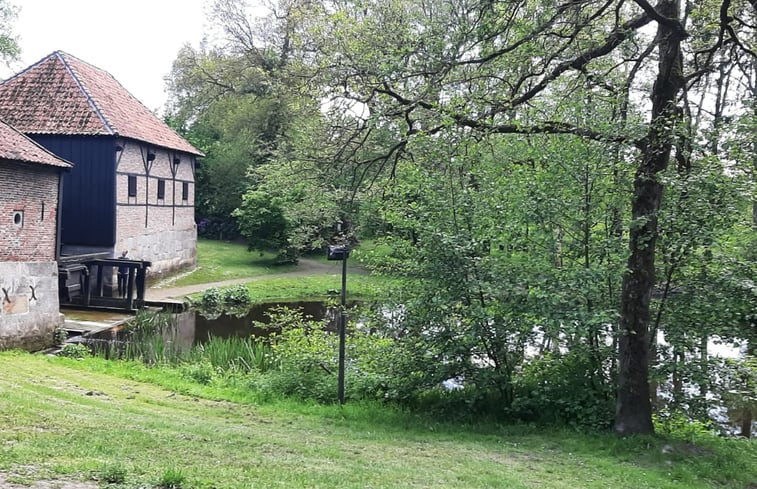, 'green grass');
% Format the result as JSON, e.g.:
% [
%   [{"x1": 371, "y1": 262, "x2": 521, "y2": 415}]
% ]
[
  {"x1": 170, "y1": 239, "x2": 297, "y2": 287},
  {"x1": 0, "y1": 352, "x2": 755, "y2": 489},
  {"x1": 241, "y1": 274, "x2": 396, "y2": 303}
]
